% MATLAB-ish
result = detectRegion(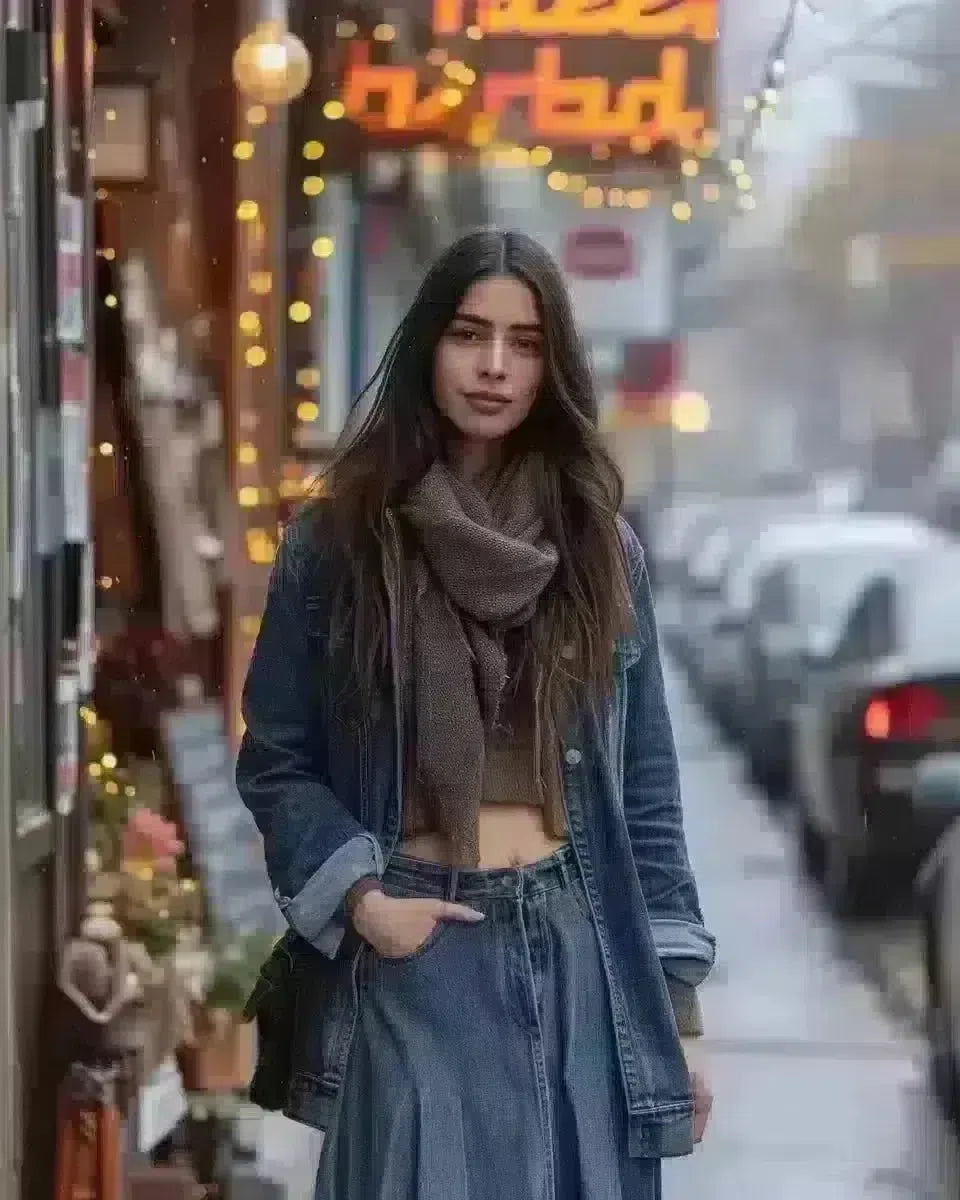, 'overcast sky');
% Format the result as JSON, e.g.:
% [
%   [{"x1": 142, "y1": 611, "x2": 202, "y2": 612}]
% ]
[{"x1": 713, "y1": 0, "x2": 941, "y2": 252}]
